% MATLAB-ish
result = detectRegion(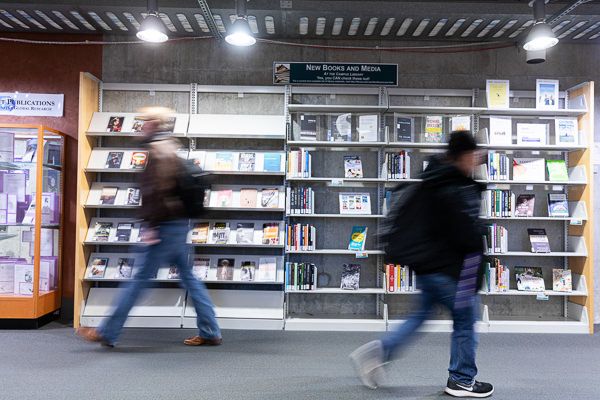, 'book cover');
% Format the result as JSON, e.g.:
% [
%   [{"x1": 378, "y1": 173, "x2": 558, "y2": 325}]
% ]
[
  {"x1": 106, "y1": 116, "x2": 124, "y2": 132},
  {"x1": 164, "y1": 117, "x2": 176, "y2": 134},
  {"x1": 99, "y1": 187, "x2": 118, "y2": 205},
  {"x1": 13, "y1": 263, "x2": 34, "y2": 296},
  {"x1": 240, "y1": 188, "x2": 258, "y2": 208},
  {"x1": 546, "y1": 160, "x2": 569, "y2": 181},
  {"x1": 130, "y1": 151, "x2": 148, "y2": 169},
  {"x1": 214, "y1": 152, "x2": 234, "y2": 170},
  {"x1": 395, "y1": 115, "x2": 413, "y2": 142},
  {"x1": 191, "y1": 222, "x2": 210, "y2": 243},
  {"x1": 105, "y1": 151, "x2": 124, "y2": 169},
  {"x1": 451, "y1": 115, "x2": 471, "y2": 132},
  {"x1": 114, "y1": 258, "x2": 134, "y2": 279},
  {"x1": 217, "y1": 190, "x2": 232, "y2": 207},
  {"x1": 212, "y1": 222, "x2": 230, "y2": 244},
  {"x1": 216, "y1": 258, "x2": 234, "y2": 281},
  {"x1": 424, "y1": 115, "x2": 443, "y2": 143},
  {"x1": 547, "y1": 193, "x2": 569, "y2": 217},
  {"x1": 93, "y1": 222, "x2": 112, "y2": 241},
  {"x1": 348, "y1": 226, "x2": 368, "y2": 251},
  {"x1": 555, "y1": 118, "x2": 578, "y2": 146},
  {"x1": 126, "y1": 188, "x2": 141, "y2": 205},
  {"x1": 512, "y1": 158, "x2": 545, "y2": 182},
  {"x1": 358, "y1": 115, "x2": 378, "y2": 142},
  {"x1": 329, "y1": 114, "x2": 351, "y2": 142},
  {"x1": 489, "y1": 116, "x2": 512, "y2": 146},
  {"x1": 536, "y1": 79, "x2": 559, "y2": 110},
  {"x1": 263, "y1": 153, "x2": 282, "y2": 172},
  {"x1": 300, "y1": 114, "x2": 317, "y2": 141},
  {"x1": 339, "y1": 193, "x2": 371, "y2": 215},
  {"x1": 515, "y1": 266, "x2": 545, "y2": 292},
  {"x1": 192, "y1": 257, "x2": 210, "y2": 281},
  {"x1": 116, "y1": 222, "x2": 133, "y2": 242},
  {"x1": 240, "y1": 261, "x2": 256, "y2": 281},
  {"x1": 131, "y1": 116, "x2": 146, "y2": 132},
  {"x1": 261, "y1": 188, "x2": 279, "y2": 208},
  {"x1": 340, "y1": 263, "x2": 361, "y2": 290},
  {"x1": 344, "y1": 156, "x2": 363, "y2": 178},
  {"x1": 514, "y1": 194, "x2": 535, "y2": 217},
  {"x1": 552, "y1": 269, "x2": 572, "y2": 292},
  {"x1": 527, "y1": 228, "x2": 551, "y2": 253},
  {"x1": 257, "y1": 257, "x2": 277, "y2": 281},
  {"x1": 89, "y1": 257, "x2": 108, "y2": 278},
  {"x1": 236, "y1": 222, "x2": 255, "y2": 244},
  {"x1": 262, "y1": 222, "x2": 279, "y2": 245},
  {"x1": 238, "y1": 152, "x2": 256, "y2": 172},
  {"x1": 486, "y1": 80, "x2": 510, "y2": 109},
  {"x1": 516, "y1": 123, "x2": 547, "y2": 145},
  {"x1": 167, "y1": 265, "x2": 180, "y2": 279}
]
